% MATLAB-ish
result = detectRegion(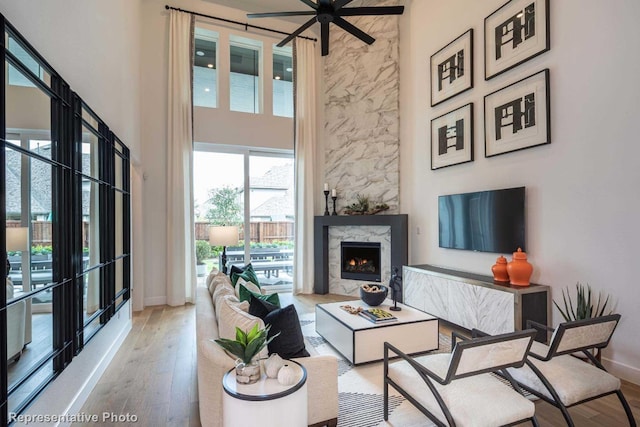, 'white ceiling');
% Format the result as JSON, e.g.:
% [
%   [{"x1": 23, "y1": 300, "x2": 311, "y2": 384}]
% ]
[{"x1": 201, "y1": 0, "x2": 308, "y2": 14}]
